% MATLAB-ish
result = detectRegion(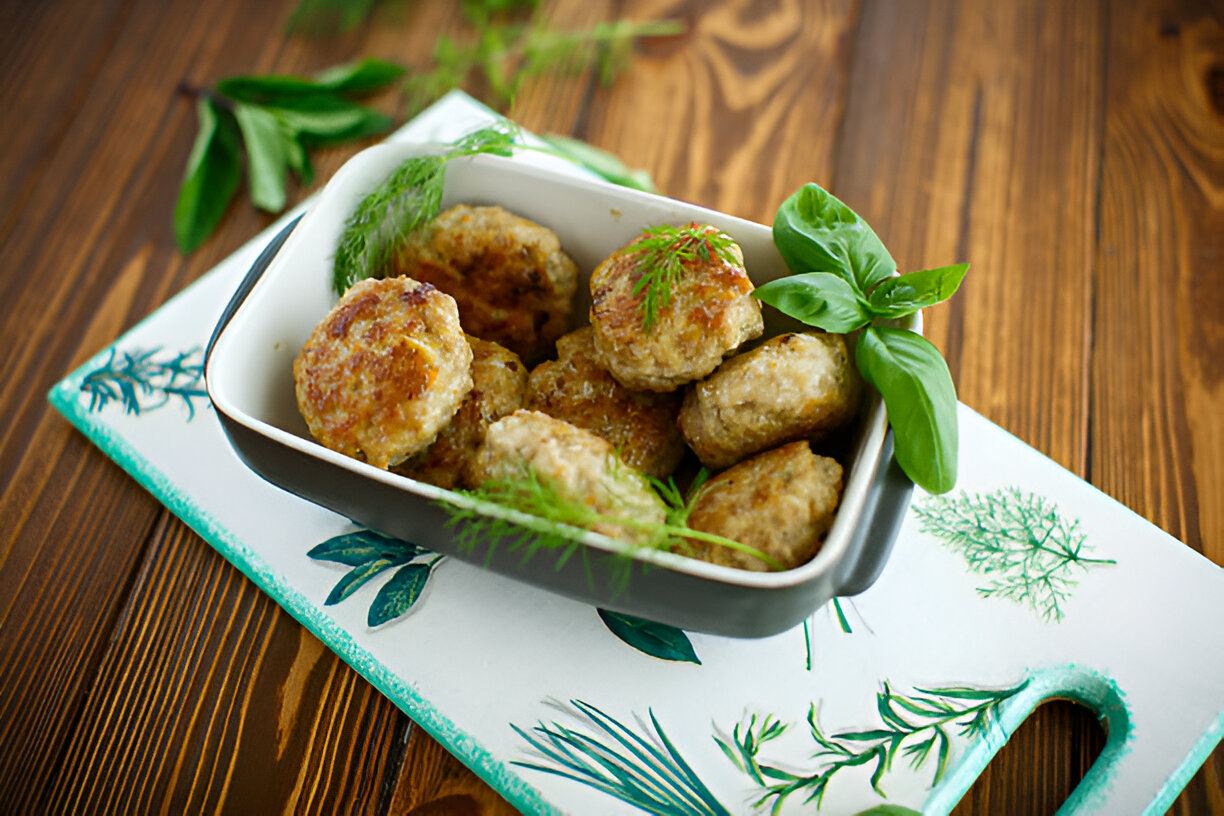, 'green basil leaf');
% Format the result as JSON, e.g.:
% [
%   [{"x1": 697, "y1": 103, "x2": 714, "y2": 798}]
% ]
[
  {"x1": 752, "y1": 272, "x2": 871, "y2": 333},
  {"x1": 868, "y1": 263, "x2": 969, "y2": 319},
  {"x1": 597, "y1": 609, "x2": 701, "y2": 664},
  {"x1": 368, "y1": 562, "x2": 433, "y2": 626},
  {"x1": 856, "y1": 326, "x2": 958, "y2": 494},
  {"x1": 271, "y1": 102, "x2": 385, "y2": 140},
  {"x1": 174, "y1": 97, "x2": 241, "y2": 253},
  {"x1": 314, "y1": 58, "x2": 406, "y2": 93},
  {"x1": 538, "y1": 133, "x2": 656, "y2": 192},
  {"x1": 773, "y1": 183, "x2": 896, "y2": 294},
  {"x1": 233, "y1": 103, "x2": 288, "y2": 212},
  {"x1": 284, "y1": 134, "x2": 313, "y2": 186},
  {"x1": 217, "y1": 74, "x2": 323, "y2": 103}
]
